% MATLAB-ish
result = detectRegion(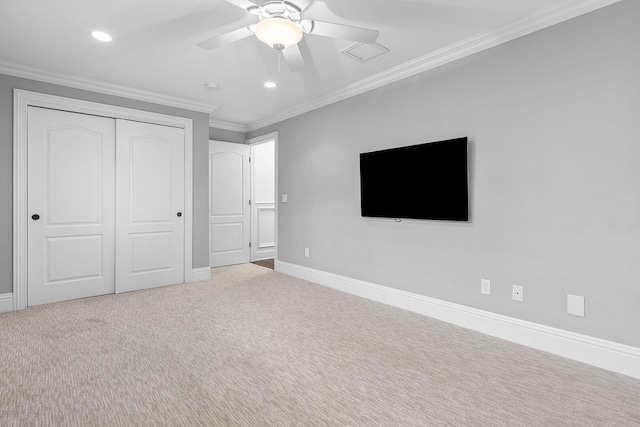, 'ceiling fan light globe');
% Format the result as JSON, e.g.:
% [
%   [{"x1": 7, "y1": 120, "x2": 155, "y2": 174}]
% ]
[{"x1": 255, "y1": 17, "x2": 303, "y2": 50}]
